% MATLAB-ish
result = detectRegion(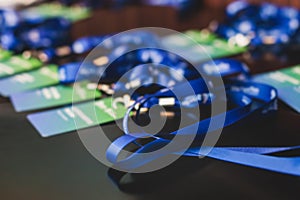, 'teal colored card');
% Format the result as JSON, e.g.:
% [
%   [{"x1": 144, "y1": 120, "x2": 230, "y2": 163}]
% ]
[
  {"x1": 22, "y1": 3, "x2": 91, "y2": 22},
  {"x1": 0, "y1": 55, "x2": 42, "y2": 78},
  {"x1": 161, "y1": 30, "x2": 247, "y2": 63},
  {"x1": 27, "y1": 97, "x2": 128, "y2": 137},
  {"x1": 0, "y1": 49, "x2": 12, "y2": 61},
  {"x1": 253, "y1": 65, "x2": 300, "y2": 113},
  {"x1": 0, "y1": 65, "x2": 59, "y2": 97},
  {"x1": 10, "y1": 81, "x2": 101, "y2": 112}
]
